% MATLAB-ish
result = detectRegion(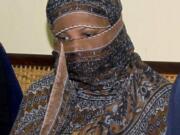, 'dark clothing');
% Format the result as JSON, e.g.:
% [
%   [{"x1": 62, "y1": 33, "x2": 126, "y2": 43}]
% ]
[
  {"x1": 0, "y1": 43, "x2": 23, "y2": 135},
  {"x1": 167, "y1": 75, "x2": 180, "y2": 135}
]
